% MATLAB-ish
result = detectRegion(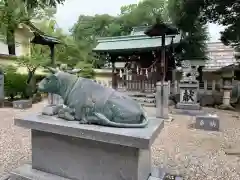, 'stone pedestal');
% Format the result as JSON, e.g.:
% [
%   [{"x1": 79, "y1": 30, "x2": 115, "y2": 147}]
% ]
[
  {"x1": 156, "y1": 81, "x2": 173, "y2": 122},
  {"x1": 11, "y1": 114, "x2": 164, "y2": 180},
  {"x1": 175, "y1": 80, "x2": 204, "y2": 116}
]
